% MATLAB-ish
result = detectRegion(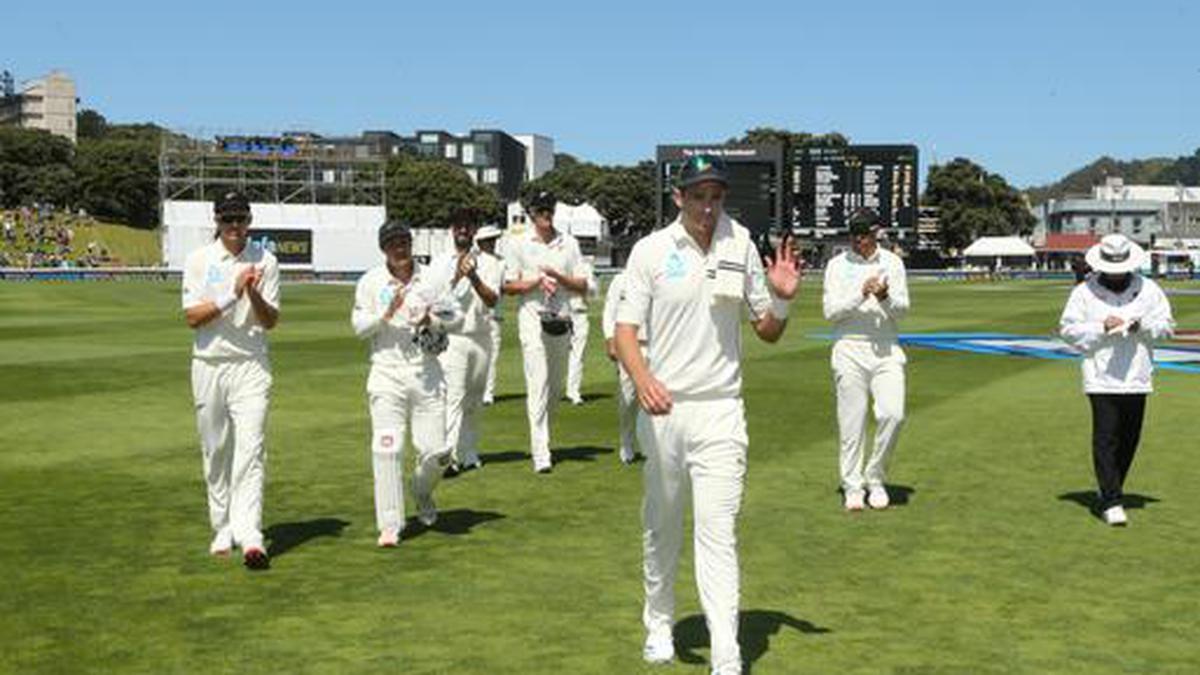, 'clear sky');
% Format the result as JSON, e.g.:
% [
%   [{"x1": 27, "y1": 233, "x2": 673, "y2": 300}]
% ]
[{"x1": 7, "y1": 0, "x2": 1198, "y2": 187}]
